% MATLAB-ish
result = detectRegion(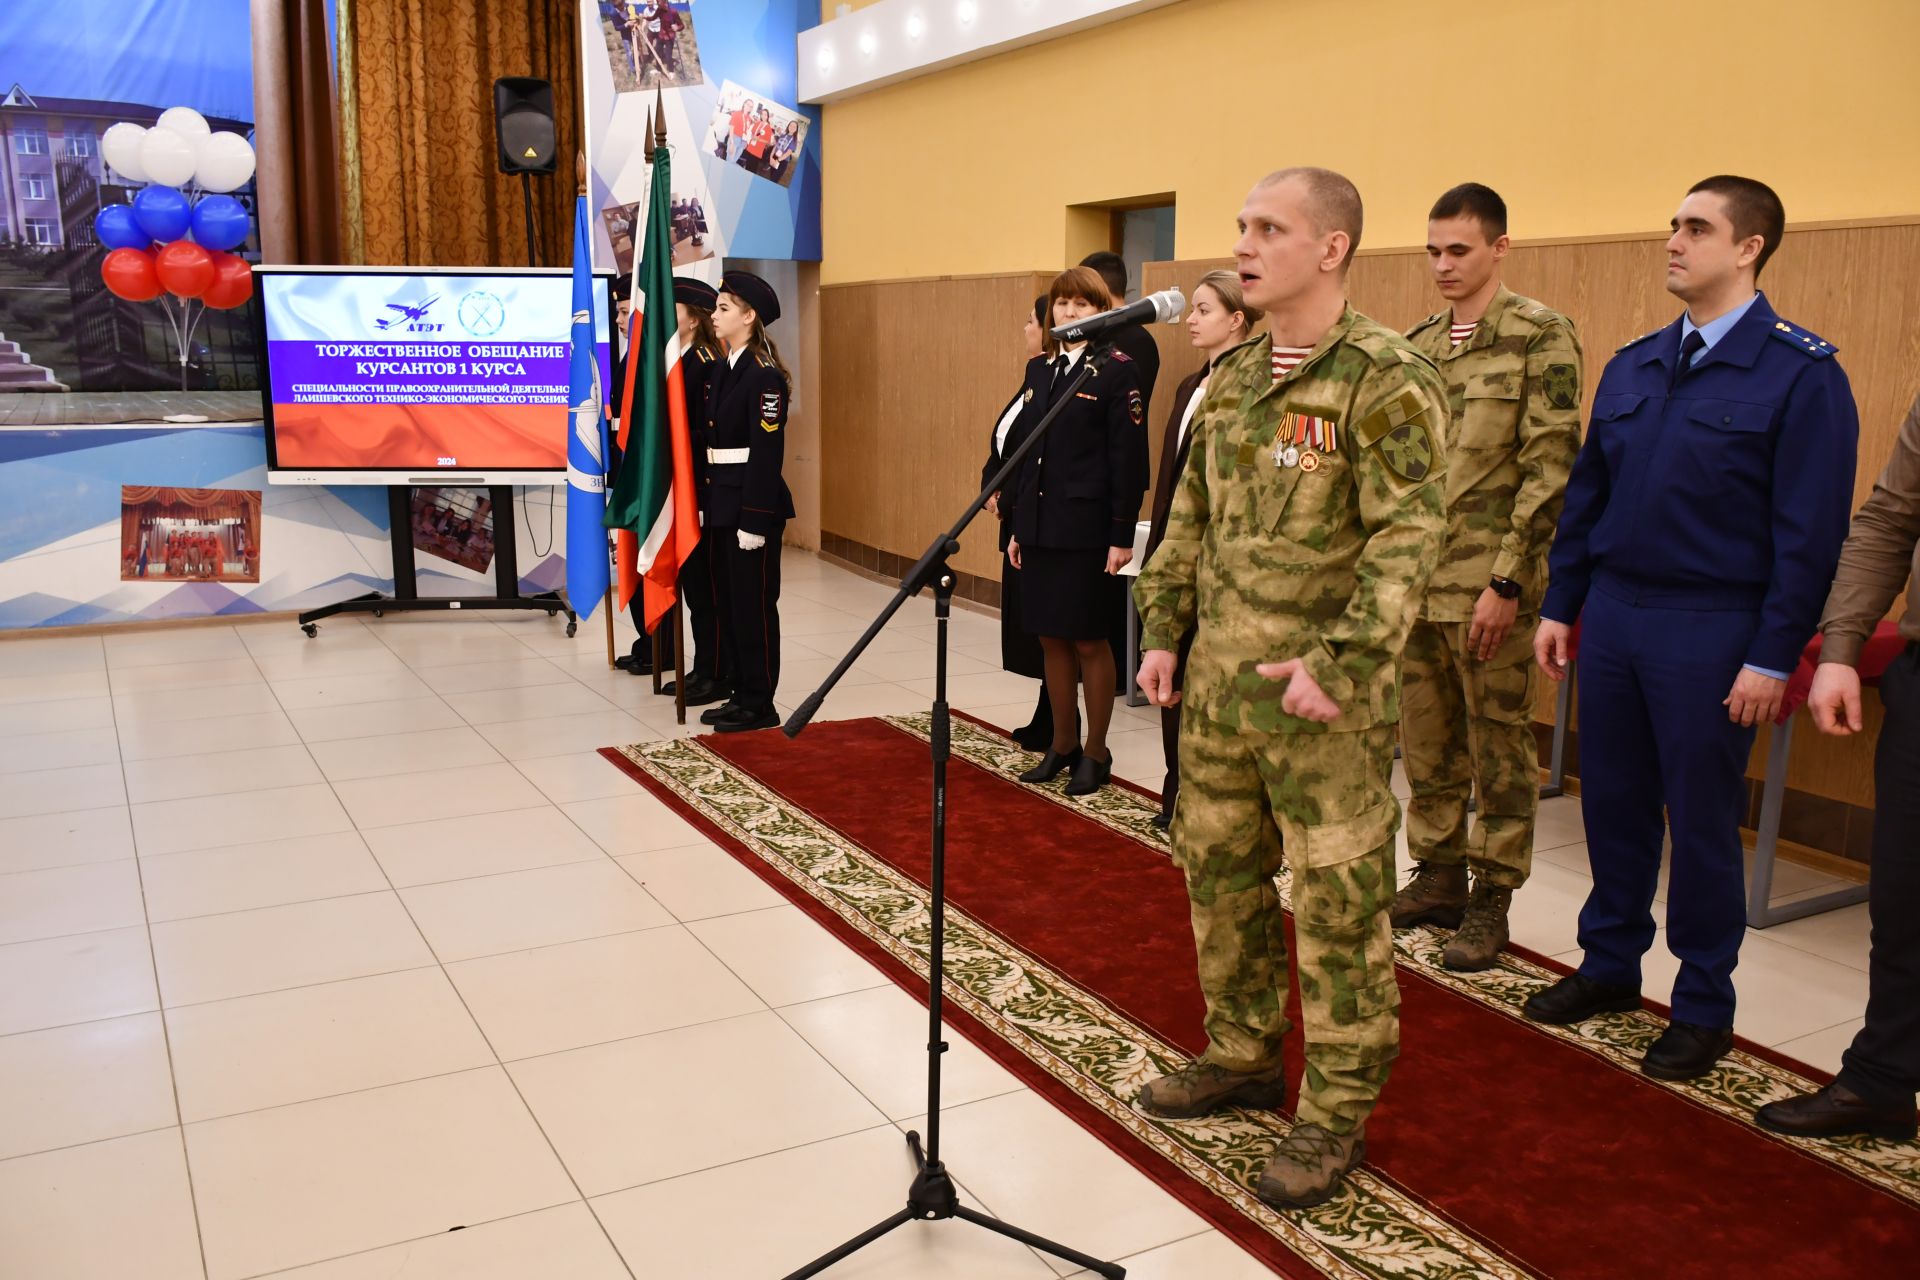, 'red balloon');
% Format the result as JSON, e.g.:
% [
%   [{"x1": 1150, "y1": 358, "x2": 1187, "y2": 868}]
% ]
[
  {"x1": 155, "y1": 240, "x2": 215, "y2": 299},
  {"x1": 101, "y1": 247, "x2": 162, "y2": 302},
  {"x1": 201, "y1": 252, "x2": 254, "y2": 311}
]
